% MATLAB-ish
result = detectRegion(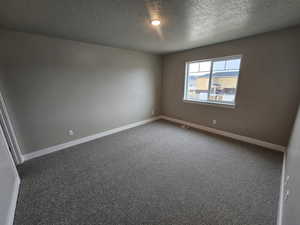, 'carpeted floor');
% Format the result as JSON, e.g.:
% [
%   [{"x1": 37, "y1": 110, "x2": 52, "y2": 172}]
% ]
[{"x1": 14, "y1": 120, "x2": 283, "y2": 225}]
